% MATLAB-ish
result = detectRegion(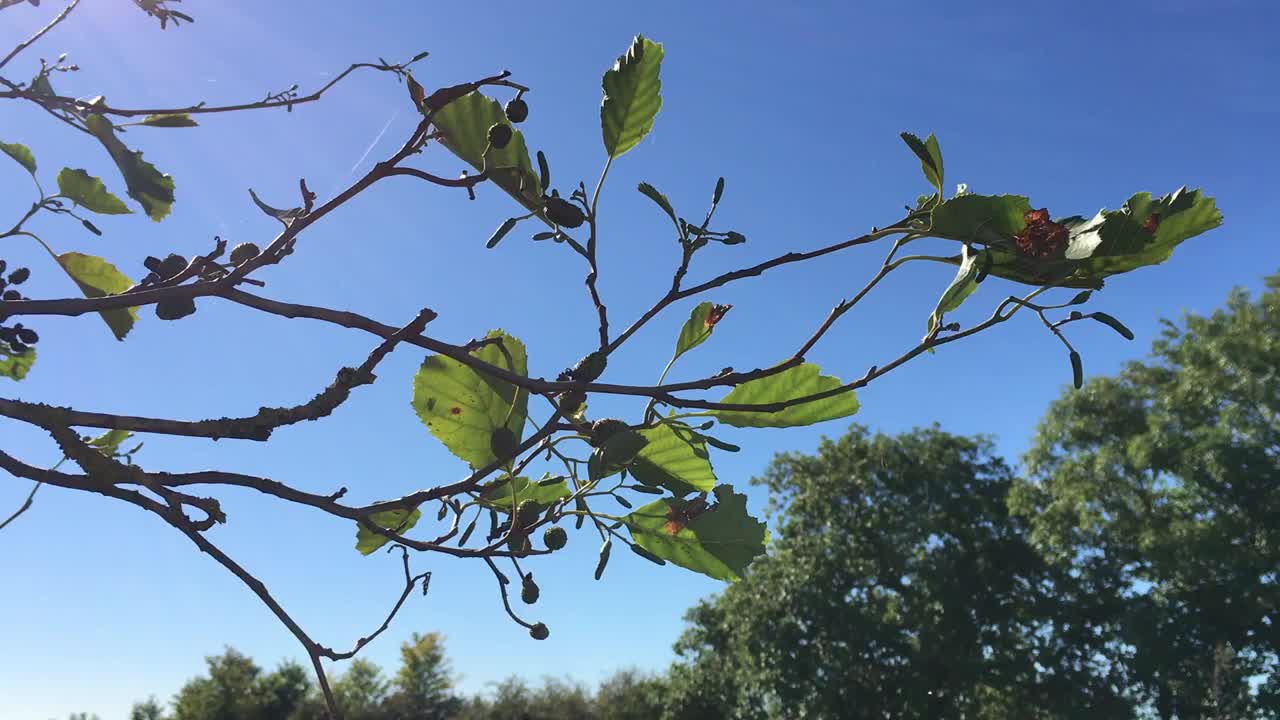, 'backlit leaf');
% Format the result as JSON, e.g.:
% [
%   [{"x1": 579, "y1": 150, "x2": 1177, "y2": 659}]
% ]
[
  {"x1": 601, "y1": 35, "x2": 664, "y2": 158},
  {"x1": 0, "y1": 141, "x2": 36, "y2": 174},
  {"x1": 55, "y1": 252, "x2": 138, "y2": 340},
  {"x1": 431, "y1": 92, "x2": 542, "y2": 214},
  {"x1": 629, "y1": 423, "x2": 717, "y2": 496},
  {"x1": 411, "y1": 330, "x2": 528, "y2": 470},
  {"x1": 56, "y1": 168, "x2": 131, "y2": 215},
  {"x1": 671, "y1": 301, "x2": 730, "y2": 365},
  {"x1": 355, "y1": 506, "x2": 422, "y2": 555},
  {"x1": 926, "y1": 244, "x2": 984, "y2": 336},
  {"x1": 85, "y1": 115, "x2": 175, "y2": 221},
  {"x1": 712, "y1": 363, "x2": 859, "y2": 428},
  {"x1": 625, "y1": 485, "x2": 768, "y2": 581},
  {"x1": 140, "y1": 114, "x2": 198, "y2": 128},
  {"x1": 477, "y1": 476, "x2": 571, "y2": 513},
  {"x1": 0, "y1": 347, "x2": 34, "y2": 381}
]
